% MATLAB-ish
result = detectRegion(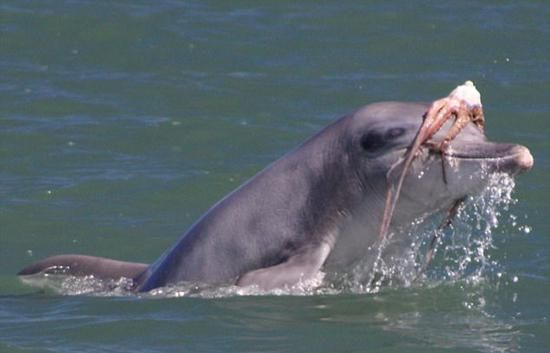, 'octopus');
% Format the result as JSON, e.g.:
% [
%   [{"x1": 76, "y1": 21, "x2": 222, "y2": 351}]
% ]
[{"x1": 378, "y1": 81, "x2": 486, "y2": 245}]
